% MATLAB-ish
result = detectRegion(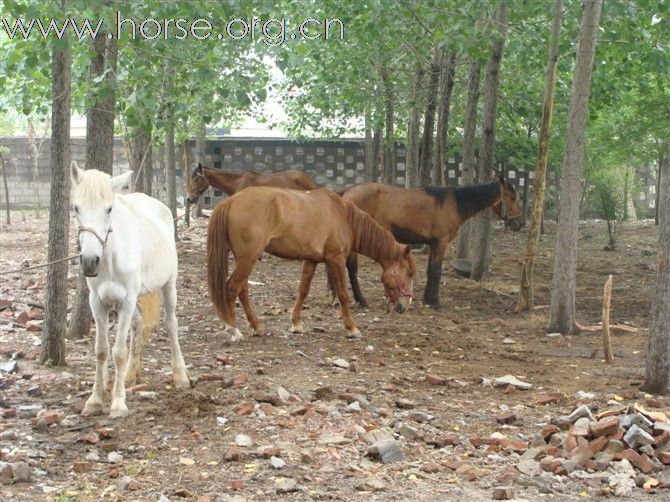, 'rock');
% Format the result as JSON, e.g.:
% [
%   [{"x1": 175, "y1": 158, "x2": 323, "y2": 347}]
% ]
[
  {"x1": 84, "y1": 431, "x2": 100, "y2": 444},
  {"x1": 516, "y1": 459, "x2": 541, "y2": 476},
  {"x1": 85, "y1": 451, "x2": 100, "y2": 462},
  {"x1": 395, "y1": 398, "x2": 416, "y2": 409},
  {"x1": 137, "y1": 391, "x2": 159, "y2": 401},
  {"x1": 173, "y1": 488, "x2": 194, "y2": 498},
  {"x1": 540, "y1": 424, "x2": 561, "y2": 440},
  {"x1": 357, "y1": 479, "x2": 386, "y2": 492},
  {"x1": 366, "y1": 439, "x2": 404, "y2": 464},
  {"x1": 10, "y1": 462, "x2": 30, "y2": 483},
  {"x1": 314, "y1": 386, "x2": 334, "y2": 400},
  {"x1": 426, "y1": 433, "x2": 461, "y2": 448},
  {"x1": 623, "y1": 424, "x2": 654, "y2": 449},
  {"x1": 0, "y1": 431, "x2": 17, "y2": 441},
  {"x1": 230, "y1": 479, "x2": 244, "y2": 491},
  {"x1": 107, "y1": 452, "x2": 123, "y2": 464},
  {"x1": 494, "y1": 375, "x2": 533, "y2": 390},
  {"x1": 73, "y1": 460, "x2": 92, "y2": 473},
  {"x1": 409, "y1": 410, "x2": 435, "y2": 423},
  {"x1": 502, "y1": 338, "x2": 516, "y2": 344},
  {"x1": 609, "y1": 472, "x2": 636, "y2": 497},
  {"x1": 574, "y1": 390, "x2": 596, "y2": 401},
  {"x1": 546, "y1": 332, "x2": 563, "y2": 338},
  {"x1": 572, "y1": 417, "x2": 591, "y2": 437},
  {"x1": 317, "y1": 433, "x2": 350, "y2": 445},
  {"x1": 331, "y1": 358, "x2": 350, "y2": 369},
  {"x1": 277, "y1": 386, "x2": 291, "y2": 403},
  {"x1": 568, "y1": 405, "x2": 595, "y2": 423},
  {"x1": 345, "y1": 401, "x2": 362, "y2": 413},
  {"x1": 362, "y1": 428, "x2": 394, "y2": 444},
  {"x1": 179, "y1": 457, "x2": 195, "y2": 466},
  {"x1": 491, "y1": 486, "x2": 514, "y2": 500},
  {"x1": 398, "y1": 425, "x2": 420, "y2": 441},
  {"x1": 127, "y1": 479, "x2": 140, "y2": 491},
  {"x1": 18, "y1": 404, "x2": 43, "y2": 418},
  {"x1": 269, "y1": 456, "x2": 285, "y2": 469},
  {"x1": 0, "y1": 462, "x2": 13, "y2": 484},
  {"x1": 235, "y1": 434, "x2": 253, "y2": 447},
  {"x1": 276, "y1": 479, "x2": 300, "y2": 494},
  {"x1": 0, "y1": 360, "x2": 17, "y2": 373},
  {"x1": 497, "y1": 410, "x2": 517, "y2": 424},
  {"x1": 300, "y1": 451, "x2": 315, "y2": 464},
  {"x1": 426, "y1": 373, "x2": 447, "y2": 385},
  {"x1": 455, "y1": 463, "x2": 482, "y2": 481},
  {"x1": 535, "y1": 393, "x2": 562, "y2": 405}
]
